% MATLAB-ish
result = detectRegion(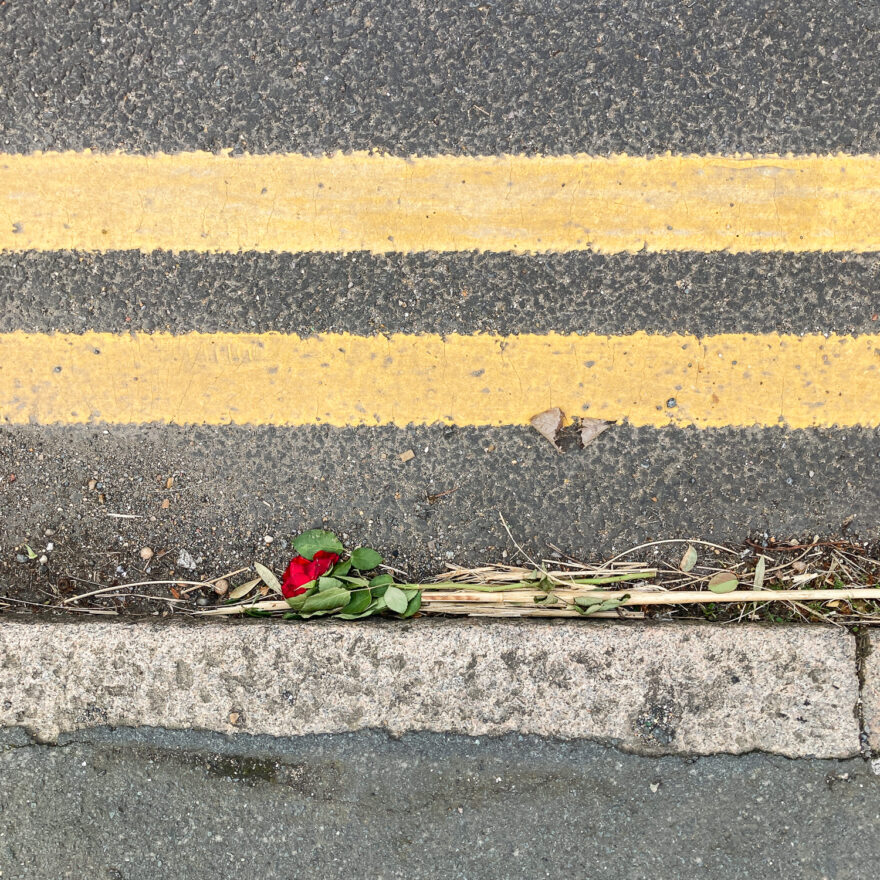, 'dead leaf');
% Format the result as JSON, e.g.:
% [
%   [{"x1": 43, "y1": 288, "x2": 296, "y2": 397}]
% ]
[
  {"x1": 399, "y1": 449, "x2": 415, "y2": 463},
  {"x1": 753, "y1": 555, "x2": 766, "y2": 590},
  {"x1": 579, "y1": 417, "x2": 613, "y2": 448},
  {"x1": 165, "y1": 476, "x2": 175, "y2": 489},
  {"x1": 228, "y1": 577, "x2": 260, "y2": 600},
  {"x1": 707, "y1": 571, "x2": 739, "y2": 593},
  {"x1": 680, "y1": 545, "x2": 698, "y2": 572},
  {"x1": 530, "y1": 407, "x2": 564, "y2": 451},
  {"x1": 254, "y1": 561, "x2": 282, "y2": 594}
]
